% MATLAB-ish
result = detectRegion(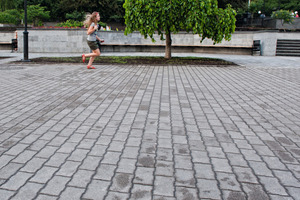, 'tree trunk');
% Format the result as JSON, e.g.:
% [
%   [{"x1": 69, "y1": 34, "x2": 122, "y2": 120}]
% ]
[{"x1": 165, "y1": 32, "x2": 172, "y2": 59}]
